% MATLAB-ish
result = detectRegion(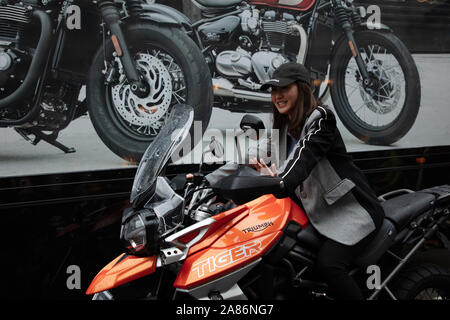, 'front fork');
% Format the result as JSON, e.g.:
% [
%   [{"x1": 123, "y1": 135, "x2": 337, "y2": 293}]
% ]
[
  {"x1": 98, "y1": 0, "x2": 149, "y2": 97},
  {"x1": 332, "y1": 0, "x2": 372, "y2": 87}
]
